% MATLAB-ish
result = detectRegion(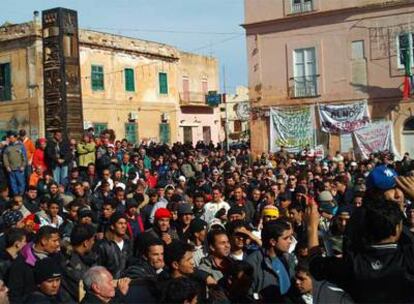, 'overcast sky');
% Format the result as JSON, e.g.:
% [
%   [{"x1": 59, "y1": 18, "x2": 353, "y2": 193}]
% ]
[{"x1": 1, "y1": 0, "x2": 247, "y2": 93}]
